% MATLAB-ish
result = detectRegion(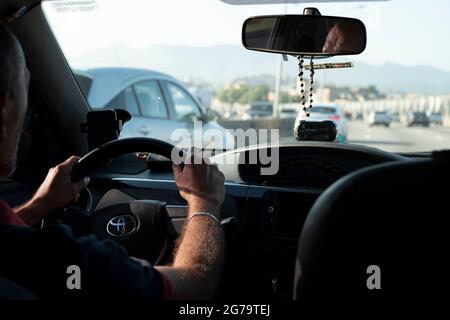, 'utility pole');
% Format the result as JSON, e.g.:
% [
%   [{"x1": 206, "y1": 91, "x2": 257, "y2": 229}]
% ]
[
  {"x1": 272, "y1": 1, "x2": 288, "y2": 119},
  {"x1": 273, "y1": 56, "x2": 283, "y2": 118}
]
